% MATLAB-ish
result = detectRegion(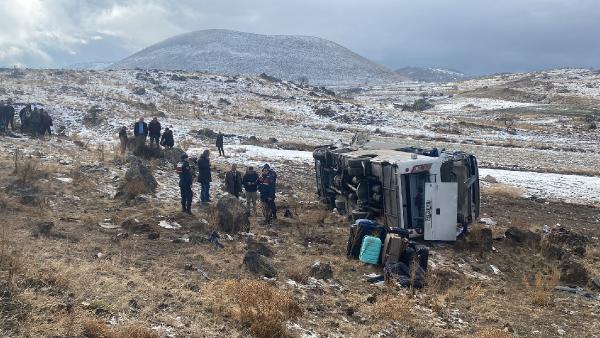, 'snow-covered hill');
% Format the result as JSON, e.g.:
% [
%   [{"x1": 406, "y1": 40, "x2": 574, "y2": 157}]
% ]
[
  {"x1": 396, "y1": 67, "x2": 470, "y2": 83},
  {"x1": 110, "y1": 29, "x2": 403, "y2": 86}
]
